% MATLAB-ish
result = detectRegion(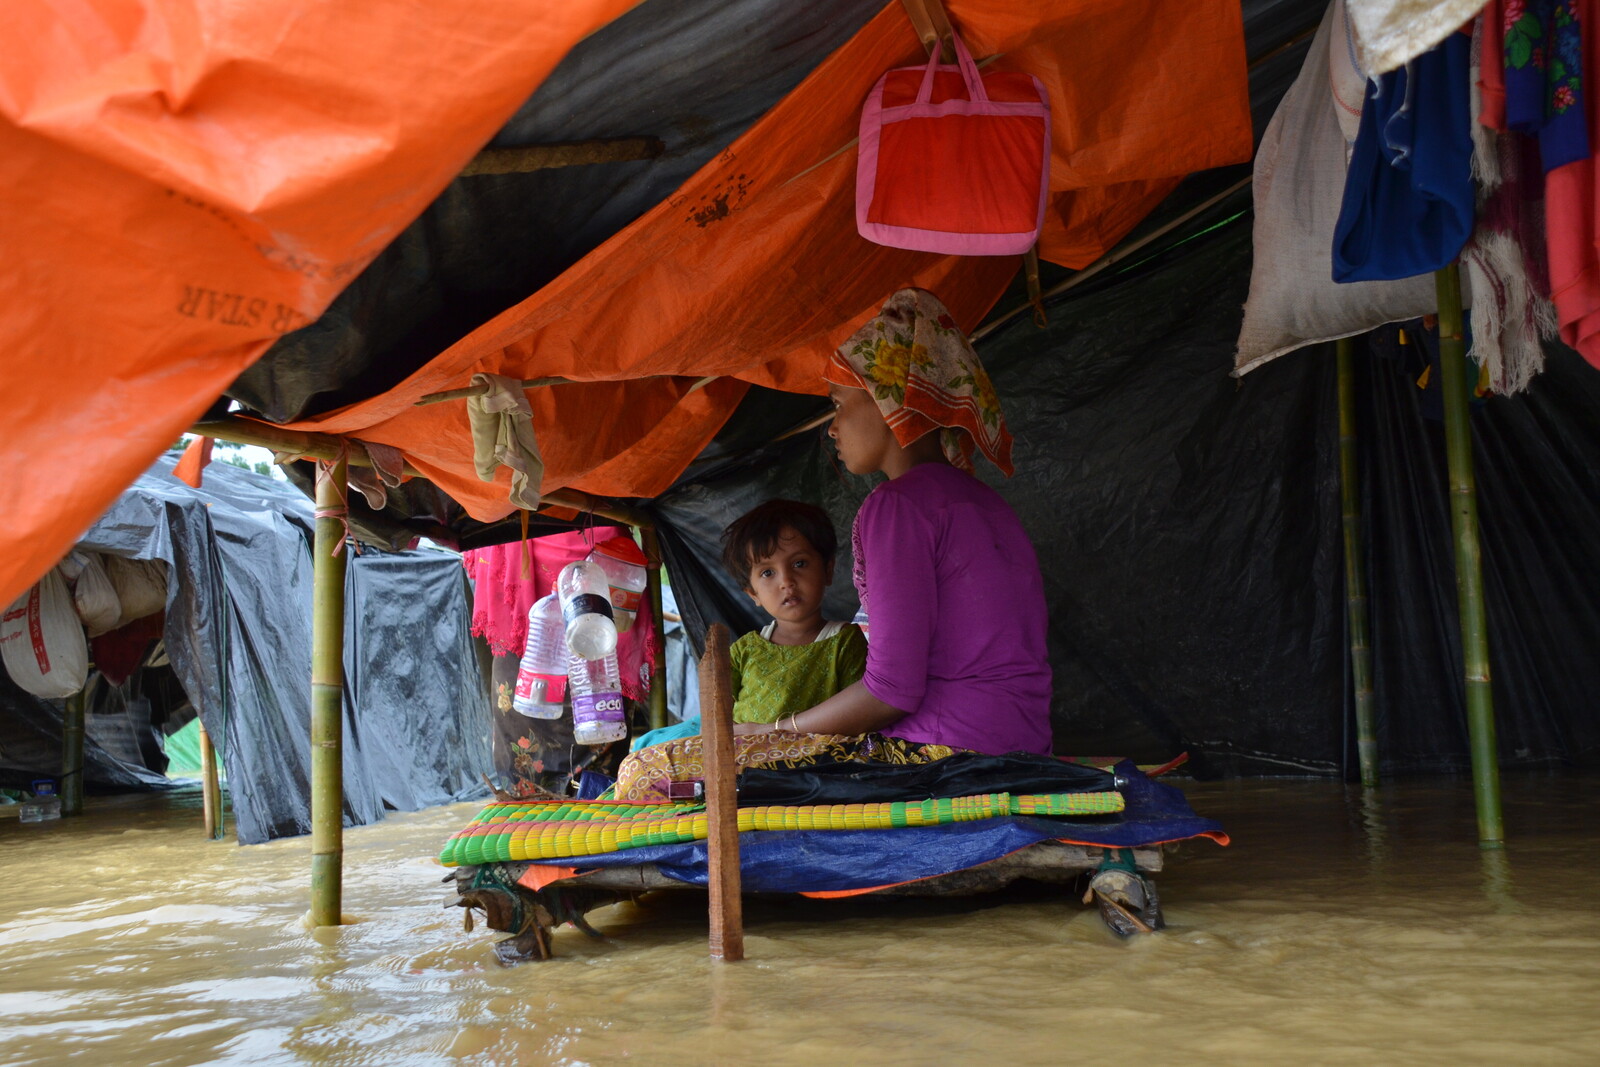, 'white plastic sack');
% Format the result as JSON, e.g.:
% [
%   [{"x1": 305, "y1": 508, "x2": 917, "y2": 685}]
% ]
[
  {"x1": 71, "y1": 553, "x2": 123, "y2": 636},
  {"x1": 105, "y1": 556, "x2": 168, "y2": 623},
  {"x1": 1234, "y1": 5, "x2": 1470, "y2": 376},
  {"x1": 1, "y1": 568, "x2": 89, "y2": 699}
]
